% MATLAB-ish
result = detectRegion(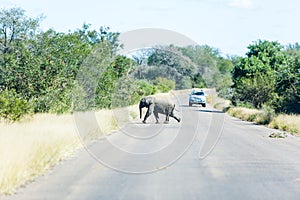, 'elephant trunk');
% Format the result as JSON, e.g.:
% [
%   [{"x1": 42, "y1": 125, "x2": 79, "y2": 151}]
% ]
[{"x1": 139, "y1": 103, "x2": 143, "y2": 119}]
